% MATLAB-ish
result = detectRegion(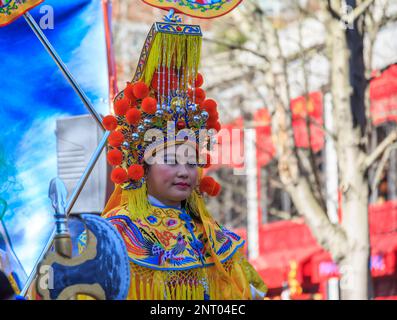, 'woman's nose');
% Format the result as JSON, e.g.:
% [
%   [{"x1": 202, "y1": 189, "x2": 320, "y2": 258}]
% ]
[{"x1": 176, "y1": 164, "x2": 189, "y2": 177}]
